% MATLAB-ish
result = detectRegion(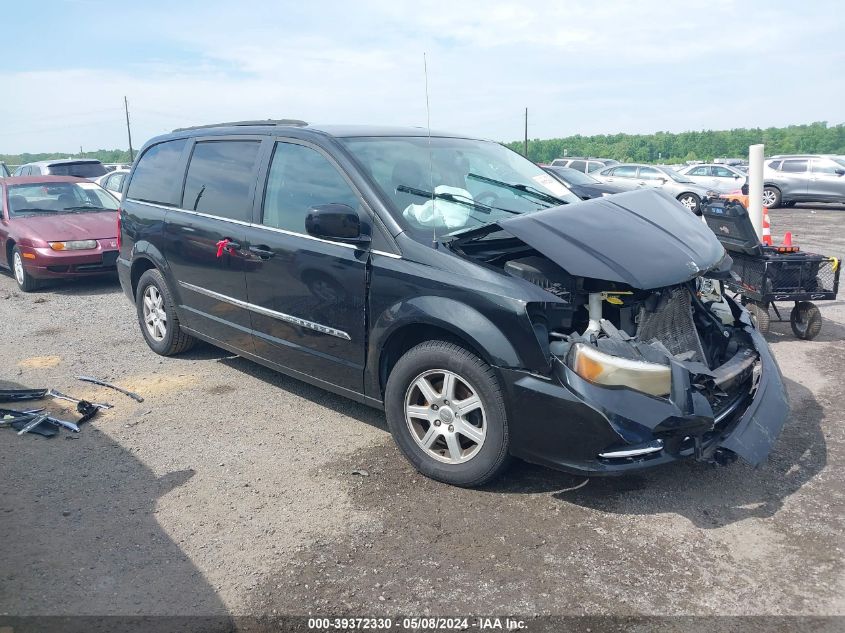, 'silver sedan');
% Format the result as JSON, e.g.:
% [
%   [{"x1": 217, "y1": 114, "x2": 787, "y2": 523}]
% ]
[
  {"x1": 676, "y1": 163, "x2": 747, "y2": 194},
  {"x1": 593, "y1": 164, "x2": 719, "y2": 213}
]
